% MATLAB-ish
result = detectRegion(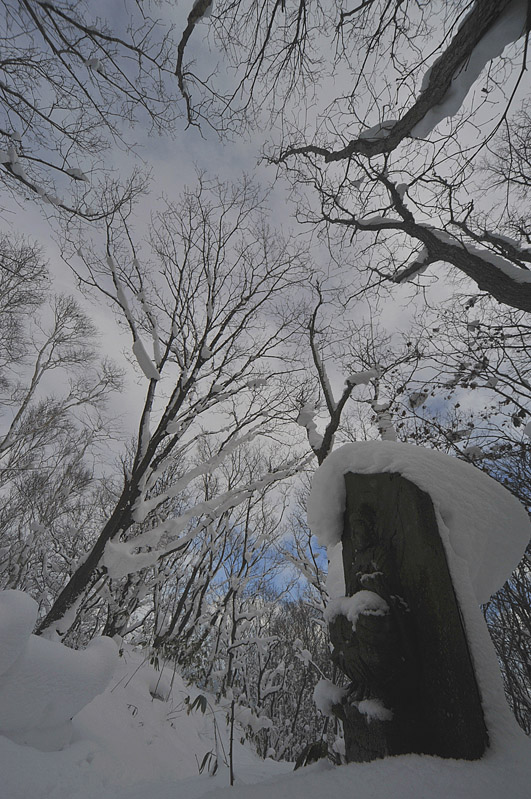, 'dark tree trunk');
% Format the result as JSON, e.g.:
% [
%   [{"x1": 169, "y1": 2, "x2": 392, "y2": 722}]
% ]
[
  {"x1": 35, "y1": 482, "x2": 137, "y2": 636},
  {"x1": 329, "y1": 472, "x2": 488, "y2": 762}
]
